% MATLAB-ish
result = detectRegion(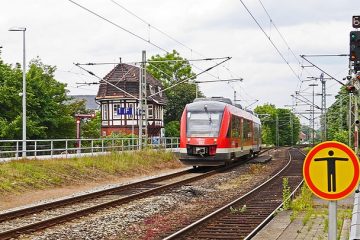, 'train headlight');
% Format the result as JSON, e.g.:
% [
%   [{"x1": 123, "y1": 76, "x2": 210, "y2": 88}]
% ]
[
  {"x1": 214, "y1": 138, "x2": 217, "y2": 143},
  {"x1": 187, "y1": 138, "x2": 190, "y2": 143}
]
